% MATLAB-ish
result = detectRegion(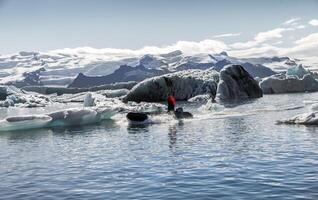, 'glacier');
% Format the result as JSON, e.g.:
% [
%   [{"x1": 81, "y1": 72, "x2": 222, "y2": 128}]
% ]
[{"x1": 0, "y1": 49, "x2": 295, "y2": 88}]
